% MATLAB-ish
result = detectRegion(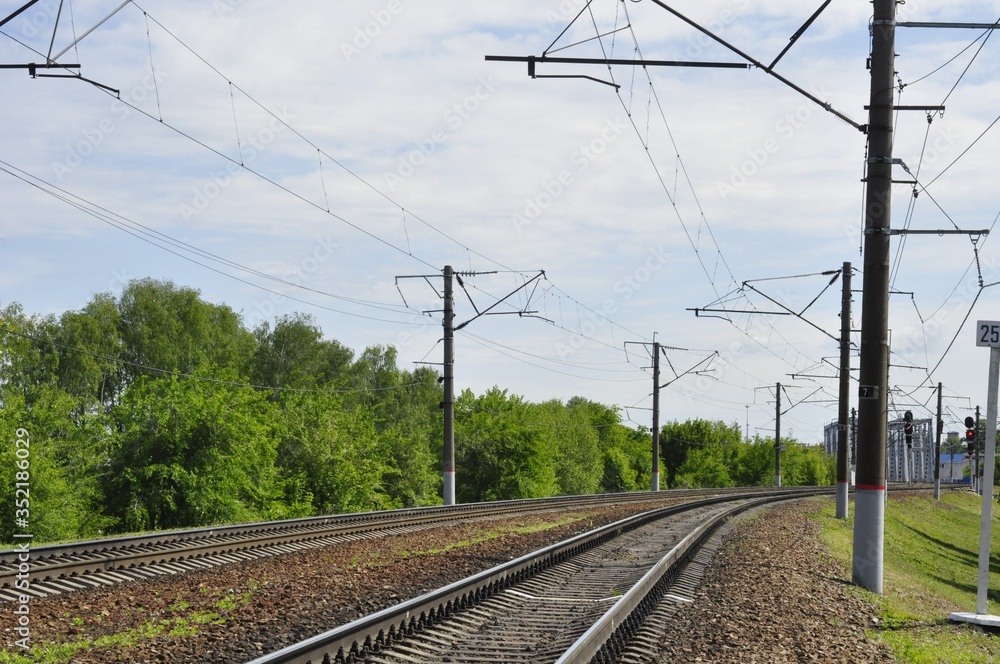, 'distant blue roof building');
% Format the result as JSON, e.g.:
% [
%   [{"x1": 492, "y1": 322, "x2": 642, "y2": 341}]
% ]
[{"x1": 940, "y1": 452, "x2": 968, "y2": 483}]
